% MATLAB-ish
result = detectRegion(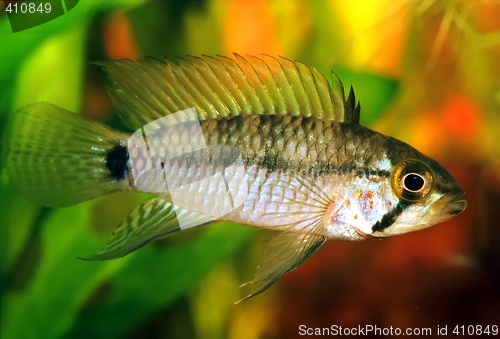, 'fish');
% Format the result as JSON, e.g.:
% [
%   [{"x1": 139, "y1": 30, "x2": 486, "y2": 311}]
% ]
[{"x1": 2, "y1": 54, "x2": 467, "y2": 302}]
